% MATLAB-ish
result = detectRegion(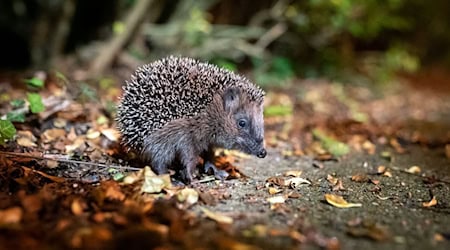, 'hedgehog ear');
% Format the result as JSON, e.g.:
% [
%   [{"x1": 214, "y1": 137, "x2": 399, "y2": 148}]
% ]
[{"x1": 223, "y1": 87, "x2": 241, "y2": 112}]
